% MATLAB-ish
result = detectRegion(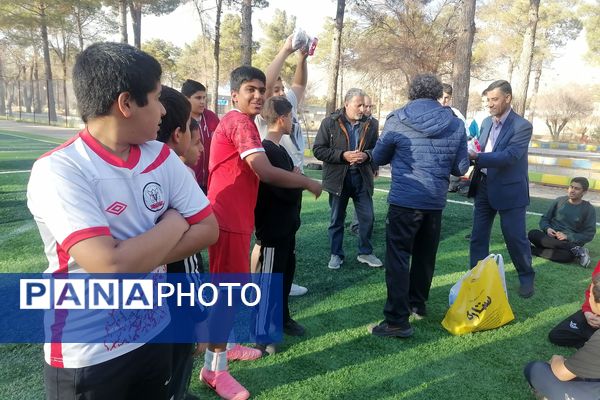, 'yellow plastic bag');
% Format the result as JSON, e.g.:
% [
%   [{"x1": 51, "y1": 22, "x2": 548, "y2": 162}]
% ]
[{"x1": 441, "y1": 255, "x2": 515, "y2": 335}]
